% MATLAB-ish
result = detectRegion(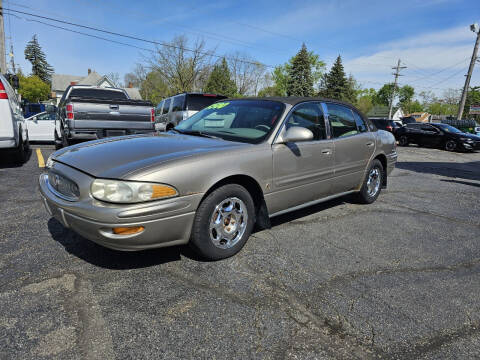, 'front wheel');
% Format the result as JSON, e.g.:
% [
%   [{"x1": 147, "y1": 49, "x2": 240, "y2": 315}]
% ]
[
  {"x1": 354, "y1": 159, "x2": 383, "y2": 204},
  {"x1": 398, "y1": 135, "x2": 409, "y2": 146},
  {"x1": 190, "y1": 184, "x2": 255, "y2": 260},
  {"x1": 445, "y1": 140, "x2": 457, "y2": 151}
]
